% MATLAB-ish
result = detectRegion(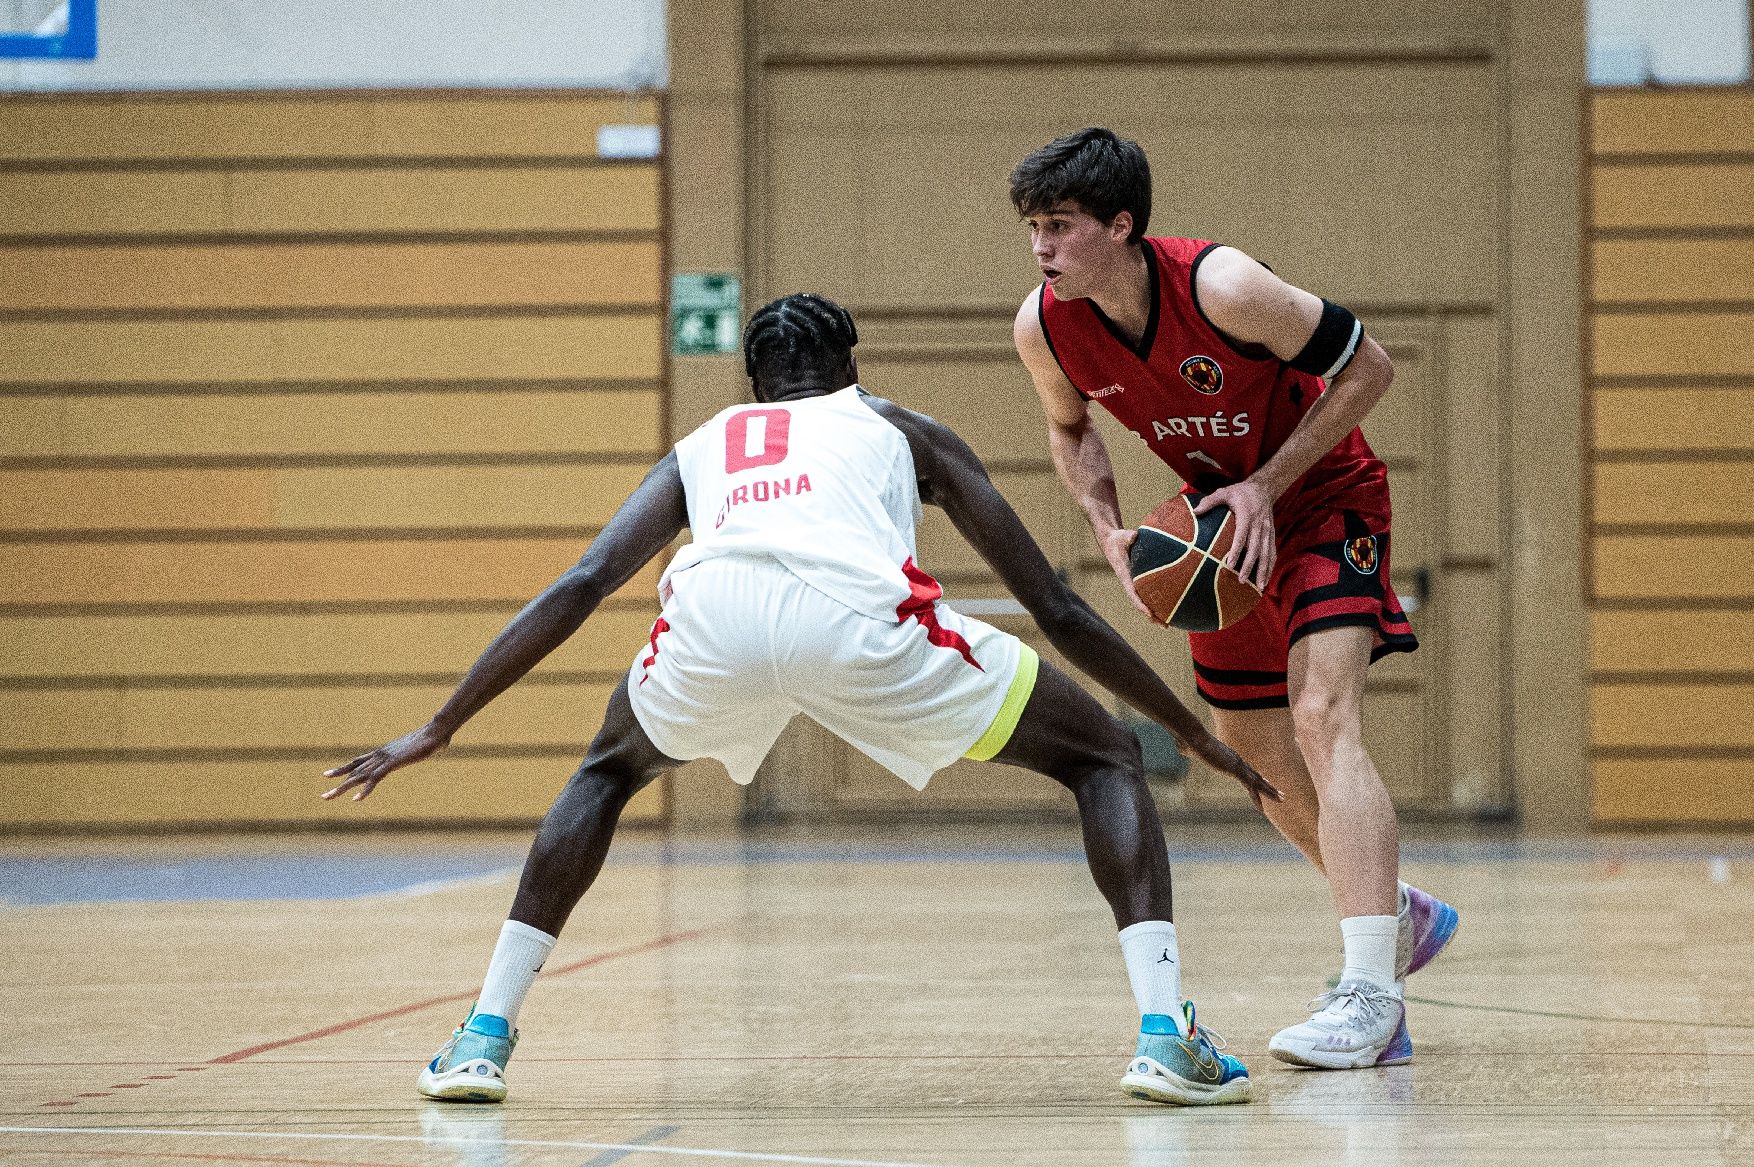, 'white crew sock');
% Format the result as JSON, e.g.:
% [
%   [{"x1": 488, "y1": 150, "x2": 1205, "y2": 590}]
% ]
[
  {"x1": 1339, "y1": 915, "x2": 1400, "y2": 994},
  {"x1": 1118, "y1": 920, "x2": 1186, "y2": 1036},
  {"x1": 1397, "y1": 880, "x2": 1410, "y2": 915},
  {"x1": 476, "y1": 920, "x2": 556, "y2": 1027}
]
